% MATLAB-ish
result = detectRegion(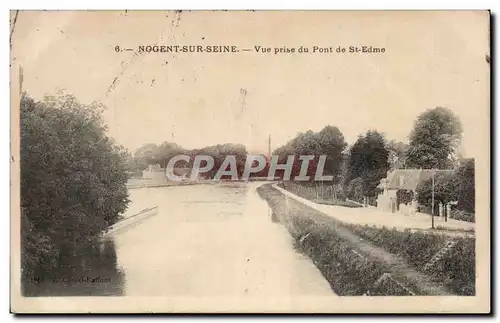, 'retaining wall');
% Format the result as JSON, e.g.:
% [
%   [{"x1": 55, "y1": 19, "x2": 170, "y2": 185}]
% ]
[{"x1": 103, "y1": 207, "x2": 159, "y2": 237}]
